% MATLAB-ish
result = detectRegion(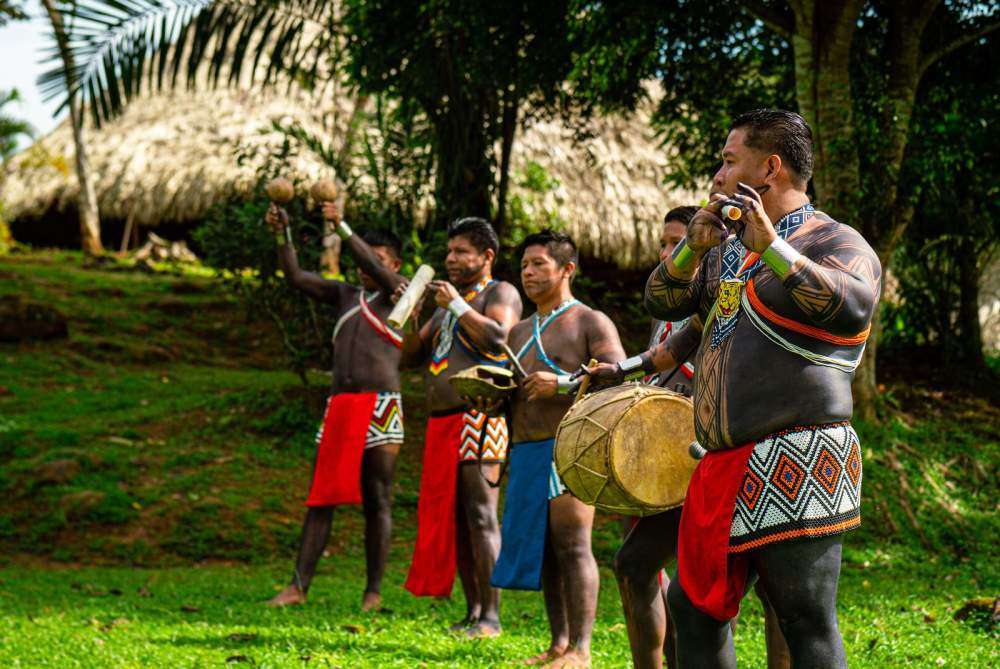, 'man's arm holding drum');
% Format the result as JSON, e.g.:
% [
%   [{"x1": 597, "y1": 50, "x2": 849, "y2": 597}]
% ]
[
  {"x1": 320, "y1": 201, "x2": 406, "y2": 296},
  {"x1": 523, "y1": 310, "x2": 626, "y2": 401},
  {"x1": 265, "y1": 204, "x2": 352, "y2": 308}
]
